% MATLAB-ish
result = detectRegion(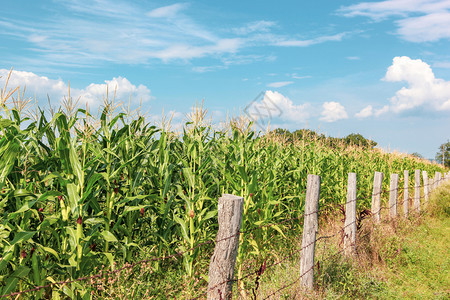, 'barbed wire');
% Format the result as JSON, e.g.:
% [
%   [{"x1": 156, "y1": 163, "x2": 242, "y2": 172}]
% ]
[
  {"x1": 260, "y1": 218, "x2": 374, "y2": 298},
  {"x1": 1, "y1": 175, "x2": 446, "y2": 298},
  {"x1": 191, "y1": 216, "x2": 367, "y2": 300}
]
